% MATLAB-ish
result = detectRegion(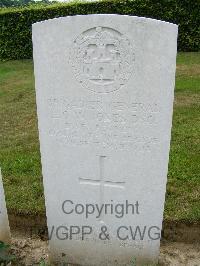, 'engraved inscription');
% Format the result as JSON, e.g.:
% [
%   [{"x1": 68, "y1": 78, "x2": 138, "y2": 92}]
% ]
[
  {"x1": 69, "y1": 27, "x2": 135, "y2": 93},
  {"x1": 47, "y1": 98, "x2": 160, "y2": 151}
]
